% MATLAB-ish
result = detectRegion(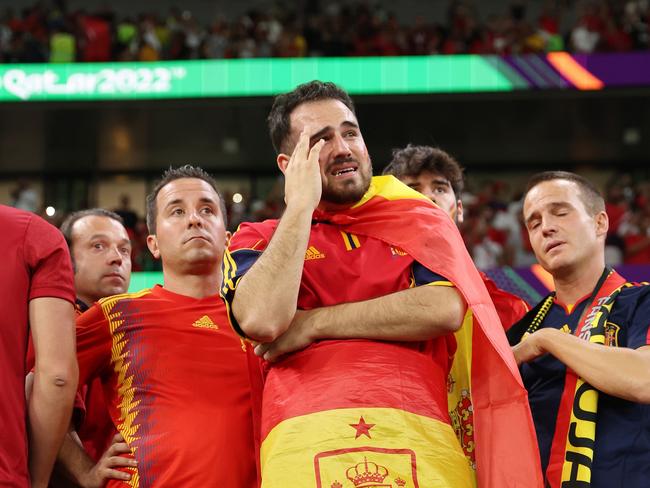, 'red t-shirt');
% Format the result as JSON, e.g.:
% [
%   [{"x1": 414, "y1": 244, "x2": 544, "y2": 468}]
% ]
[
  {"x1": 223, "y1": 219, "x2": 455, "y2": 436},
  {"x1": 75, "y1": 285, "x2": 258, "y2": 487},
  {"x1": 0, "y1": 205, "x2": 75, "y2": 487}
]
